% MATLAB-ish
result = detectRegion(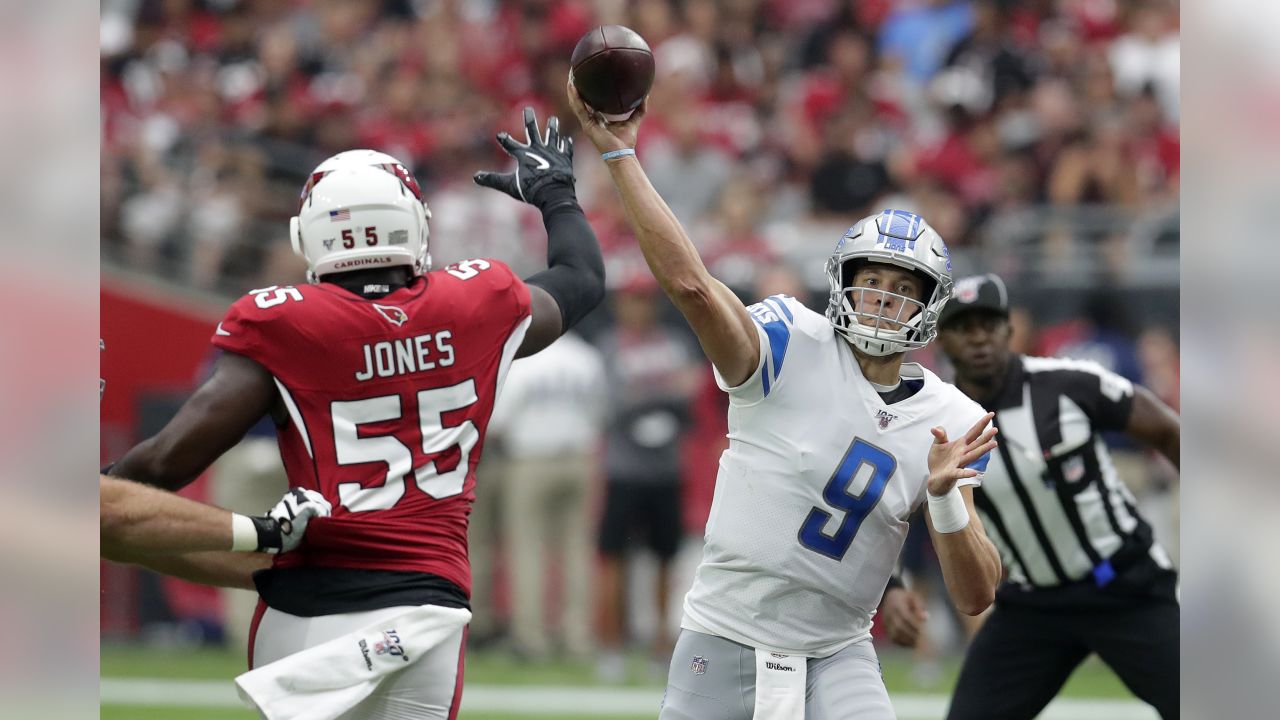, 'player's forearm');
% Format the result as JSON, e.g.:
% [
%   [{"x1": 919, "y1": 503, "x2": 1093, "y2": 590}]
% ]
[
  {"x1": 1157, "y1": 429, "x2": 1179, "y2": 470},
  {"x1": 604, "y1": 156, "x2": 713, "y2": 299},
  {"x1": 527, "y1": 201, "x2": 606, "y2": 331},
  {"x1": 602, "y1": 155, "x2": 759, "y2": 383},
  {"x1": 132, "y1": 551, "x2": 270, "y2": 590},
  {"x1": 931, "y1": 524, "x2": 1001, "y2": 615},
  {"x1": 100, "y1": 477, "x2": 235, "y2": 561}
]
